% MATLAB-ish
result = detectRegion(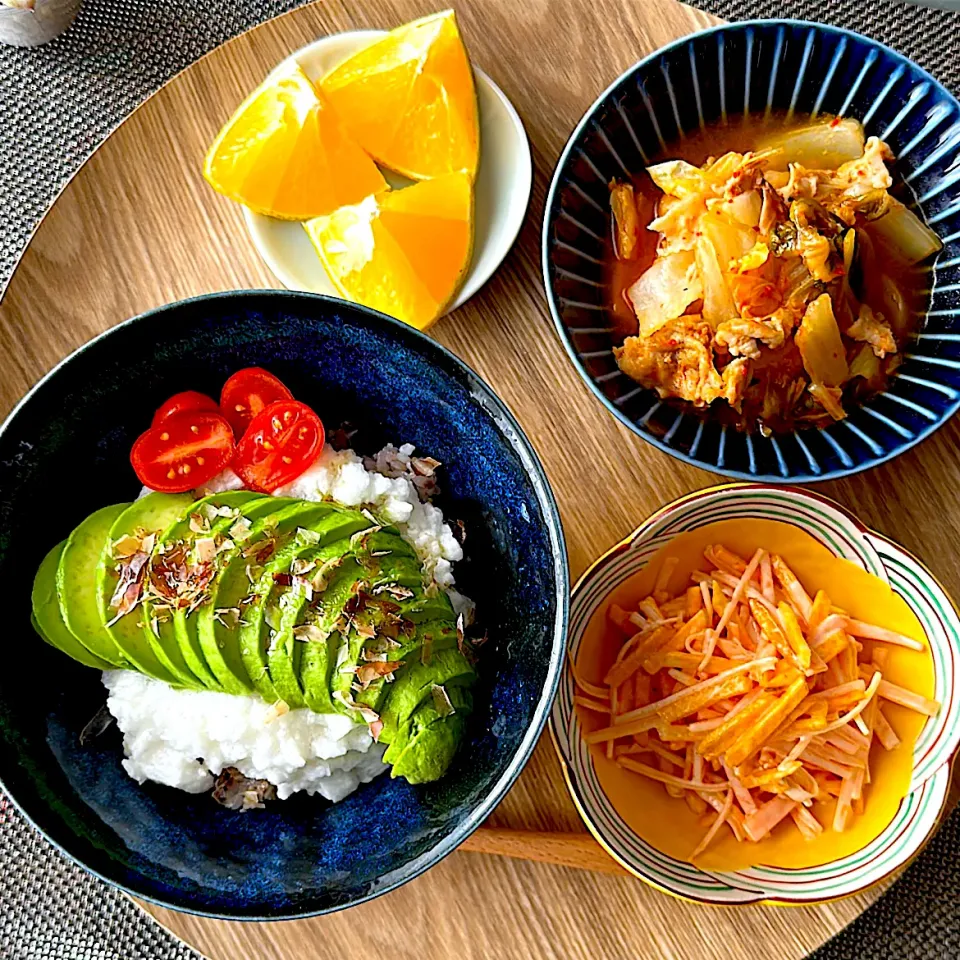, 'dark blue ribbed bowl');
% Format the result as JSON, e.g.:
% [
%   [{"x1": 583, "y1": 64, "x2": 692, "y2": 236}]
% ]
[
  {"x1": 0, "y1": 291, "x2": 568, "y2": 919},
  {"x1": 543, "y1": 20, "x2": 960, "y2": 482}
]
